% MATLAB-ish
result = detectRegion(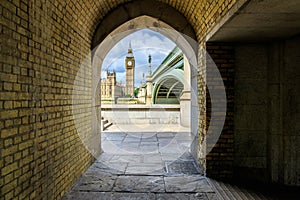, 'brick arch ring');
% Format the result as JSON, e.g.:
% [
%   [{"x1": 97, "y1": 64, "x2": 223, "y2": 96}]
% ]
[{"x1": 72, "y1": 0, "x2": 226, "y2": 173}]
